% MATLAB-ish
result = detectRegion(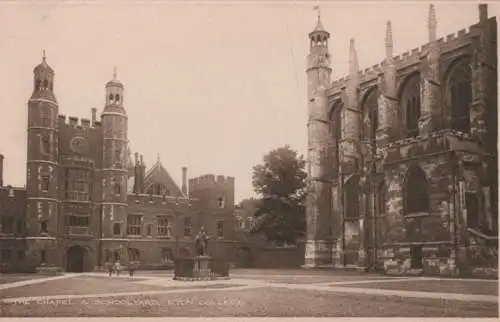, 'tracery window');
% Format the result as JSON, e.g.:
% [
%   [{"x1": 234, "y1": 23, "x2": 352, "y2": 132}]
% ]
[
  {"x1": 448, "y1": 59, "x2": 472, "y2": 133},
  {"x1": 401, "y1": 73, "x2": 421, "y2": 138},
  {"x1": 329, "y1": 102, "x2": 342, "y2": 173},
  {"x1": 363, "y1": 88, "x2": 379, "y2": 143},
  {"x1": 404, "y1": 166, "x2": 429, "y2": 214}
]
